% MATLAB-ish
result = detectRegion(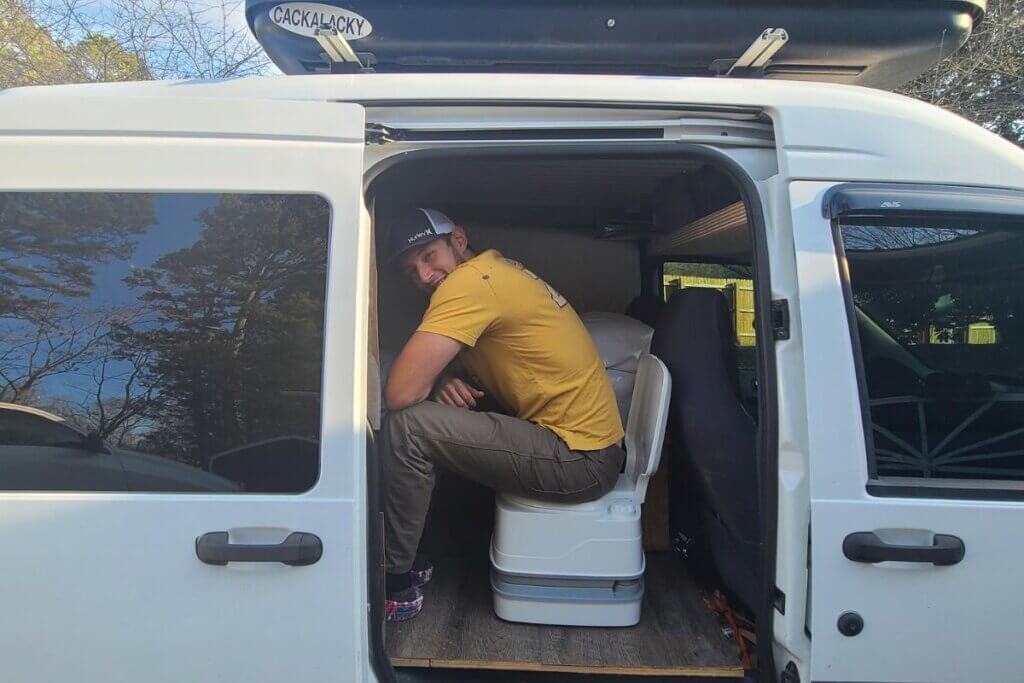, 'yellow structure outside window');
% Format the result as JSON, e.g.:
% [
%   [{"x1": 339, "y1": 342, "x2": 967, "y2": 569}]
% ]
[
  {"x1": 662, "y1": 273, "x2": 756, "y2": 347},
  {"x1": 927, "y1": 322, "x2": 998, "y2": 345}
]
